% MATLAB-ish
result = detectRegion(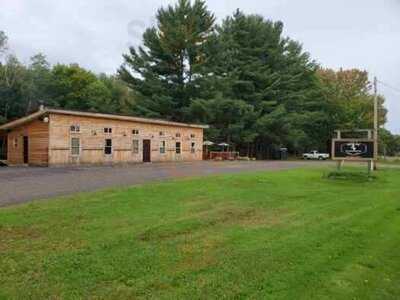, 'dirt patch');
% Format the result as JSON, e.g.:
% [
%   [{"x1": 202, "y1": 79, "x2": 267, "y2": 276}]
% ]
[
  {"x1": 0, "y1": 226, "x2": 42, "y2": 252},
  {"x1": 0, "y1": 226, "x2": 41, "y2": 241},
  {"x1": 175, "y1": 237, "x2": 219, "y2": 273},
  {"x1": 197, "y1": 204, "x2": 287, "y2": 229},
  {"x1": 137, "y1": 204, "x2": 287, "y2": 243},
  {"x1": 137, "y1": 219, "x2": 206, "y2": 242}
]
